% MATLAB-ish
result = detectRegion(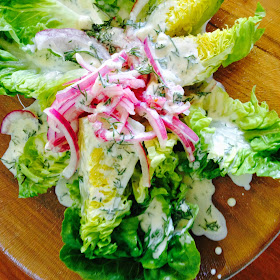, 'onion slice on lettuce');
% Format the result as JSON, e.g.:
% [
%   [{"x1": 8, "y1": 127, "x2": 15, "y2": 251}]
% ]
[
  {"x1": 134, "y1": 142, "x2": 151, "y2": 187},
  {"x1": 136, "y1": 102, "x2": 167, "y2": 148},
  {"x1": 162, "y1": 116, "x2": 195, "y2": 161},
  {"x1": 44, "y1": 108, "x2": 79, "y2": 179}
]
